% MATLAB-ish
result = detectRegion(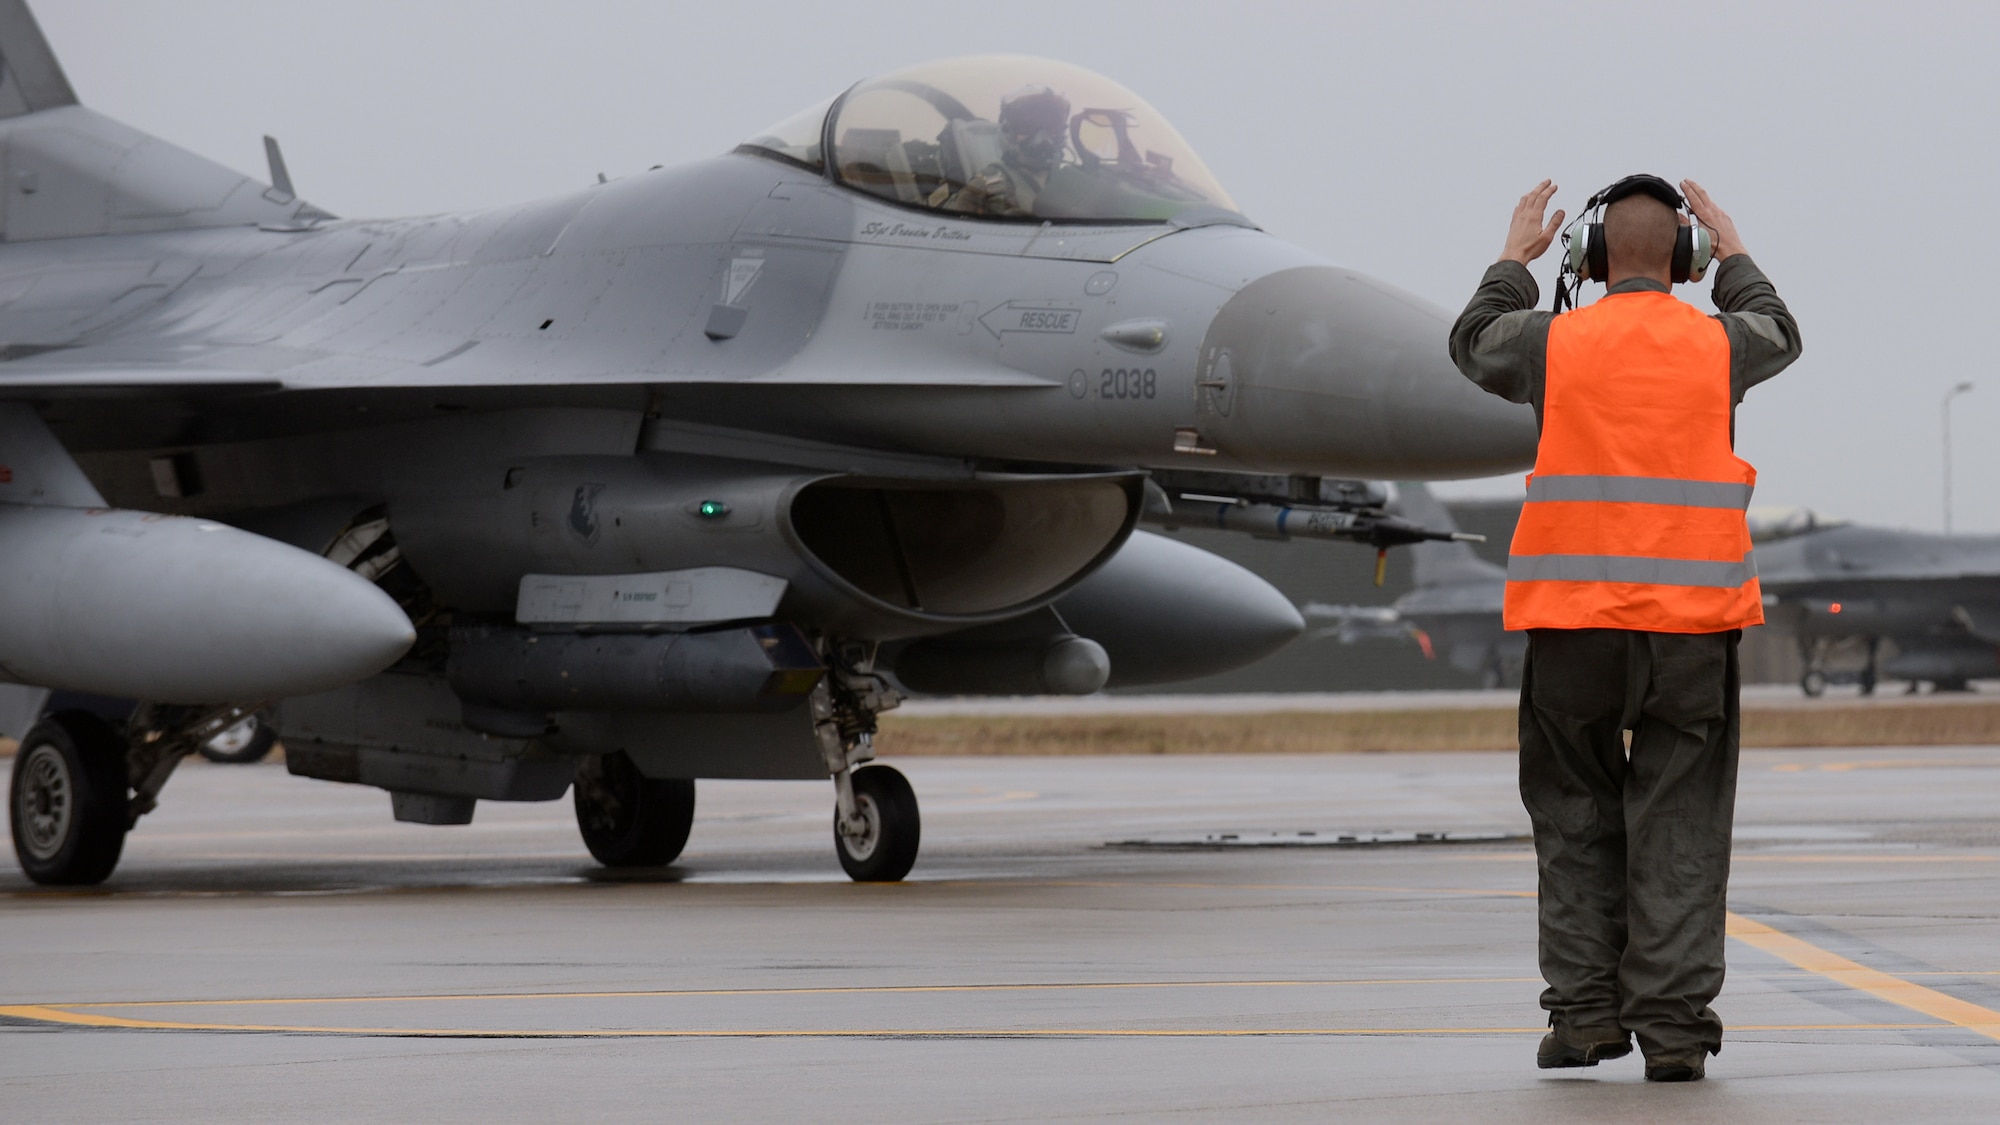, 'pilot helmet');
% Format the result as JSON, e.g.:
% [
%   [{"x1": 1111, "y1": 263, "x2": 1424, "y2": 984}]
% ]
[{"x1": 998, "y1": 85, "x2": 1071, "y2": 170}]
